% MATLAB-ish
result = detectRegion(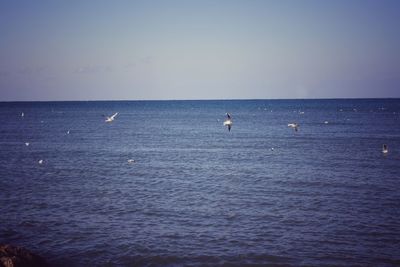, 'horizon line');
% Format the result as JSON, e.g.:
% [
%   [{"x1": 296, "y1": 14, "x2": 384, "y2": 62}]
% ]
[{"x1": 1, "y1": 96, "x2": 400, "y2": 103}]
